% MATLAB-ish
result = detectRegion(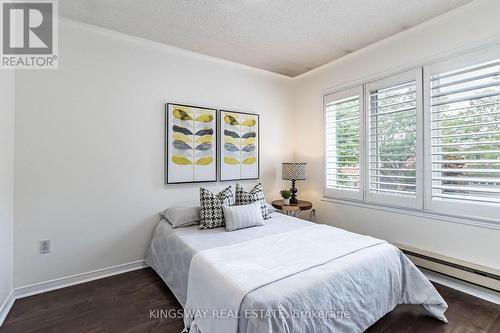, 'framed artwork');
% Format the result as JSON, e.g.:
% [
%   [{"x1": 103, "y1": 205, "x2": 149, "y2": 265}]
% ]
[
  {"x1": 165, "y1": 103, "x2": 217, "y2": 184},
  {"x1": 219, "y1": 110, "x2": 260, "y2": 181}
]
